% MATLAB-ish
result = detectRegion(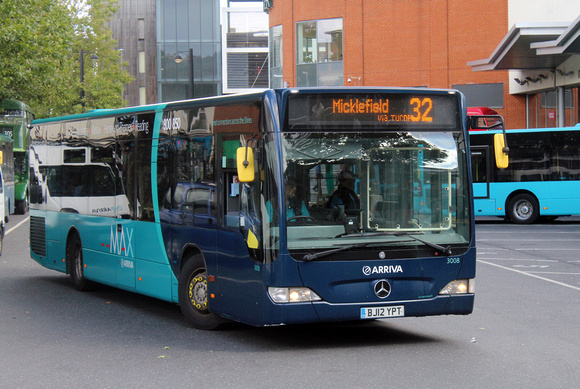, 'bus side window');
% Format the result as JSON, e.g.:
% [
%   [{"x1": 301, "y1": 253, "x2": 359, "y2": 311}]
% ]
[
  {"x1": 92, "y1": 166, "x2": 116, "y2": 196},
  {"x1": 224, "y1": 171, "x2": 240, "y2": 227},
  {"x1": 471, "y1": 149, "x2": 487, "y2": 183}
]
